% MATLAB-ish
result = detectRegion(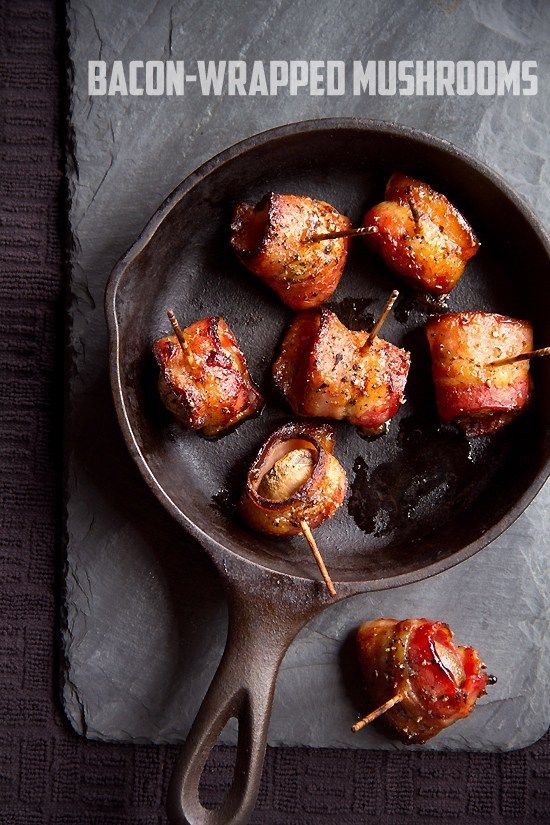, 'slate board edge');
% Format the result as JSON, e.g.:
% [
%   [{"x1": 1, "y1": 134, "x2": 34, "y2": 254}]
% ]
[
  {"x1": 60, "y1": 0, "x2": 92, "y2": 744},
  {"x1": 60, "y1": 685, "x2": 550, "y2": 753},
  {"x1": 60, "y1": 0, "x2": 550, "y2": 753}
]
